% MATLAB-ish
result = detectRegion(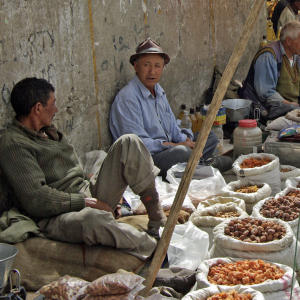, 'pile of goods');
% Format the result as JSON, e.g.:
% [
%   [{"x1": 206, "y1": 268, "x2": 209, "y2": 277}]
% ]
[
  {"x1": 207, "y1": 289, "x2": 251, "y2": 300},
  {"x1": 260, "y1": 196, "x2": 300, "y2": 221},
  {"x1": 280, "y1": 168, "x2": 291, "y2": 173},
  {"x1": 240, "y1": 158, "x2": 271, "y2": 169},
  {"x1": 234, "y1": 186, "x2": 261, "y2": 193},
  {"x1": 207, "y1": 259, "x2": 284, "y2": 286},
  {"x1": 286, "y1": 190, "x2": 300, "y2": 197},
  {"x1": 213, "y1": 211, "x2": 240, "y2": 218},
  {"x1": 224, "y1": 218, "x2": 286, "y2": 243}
]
